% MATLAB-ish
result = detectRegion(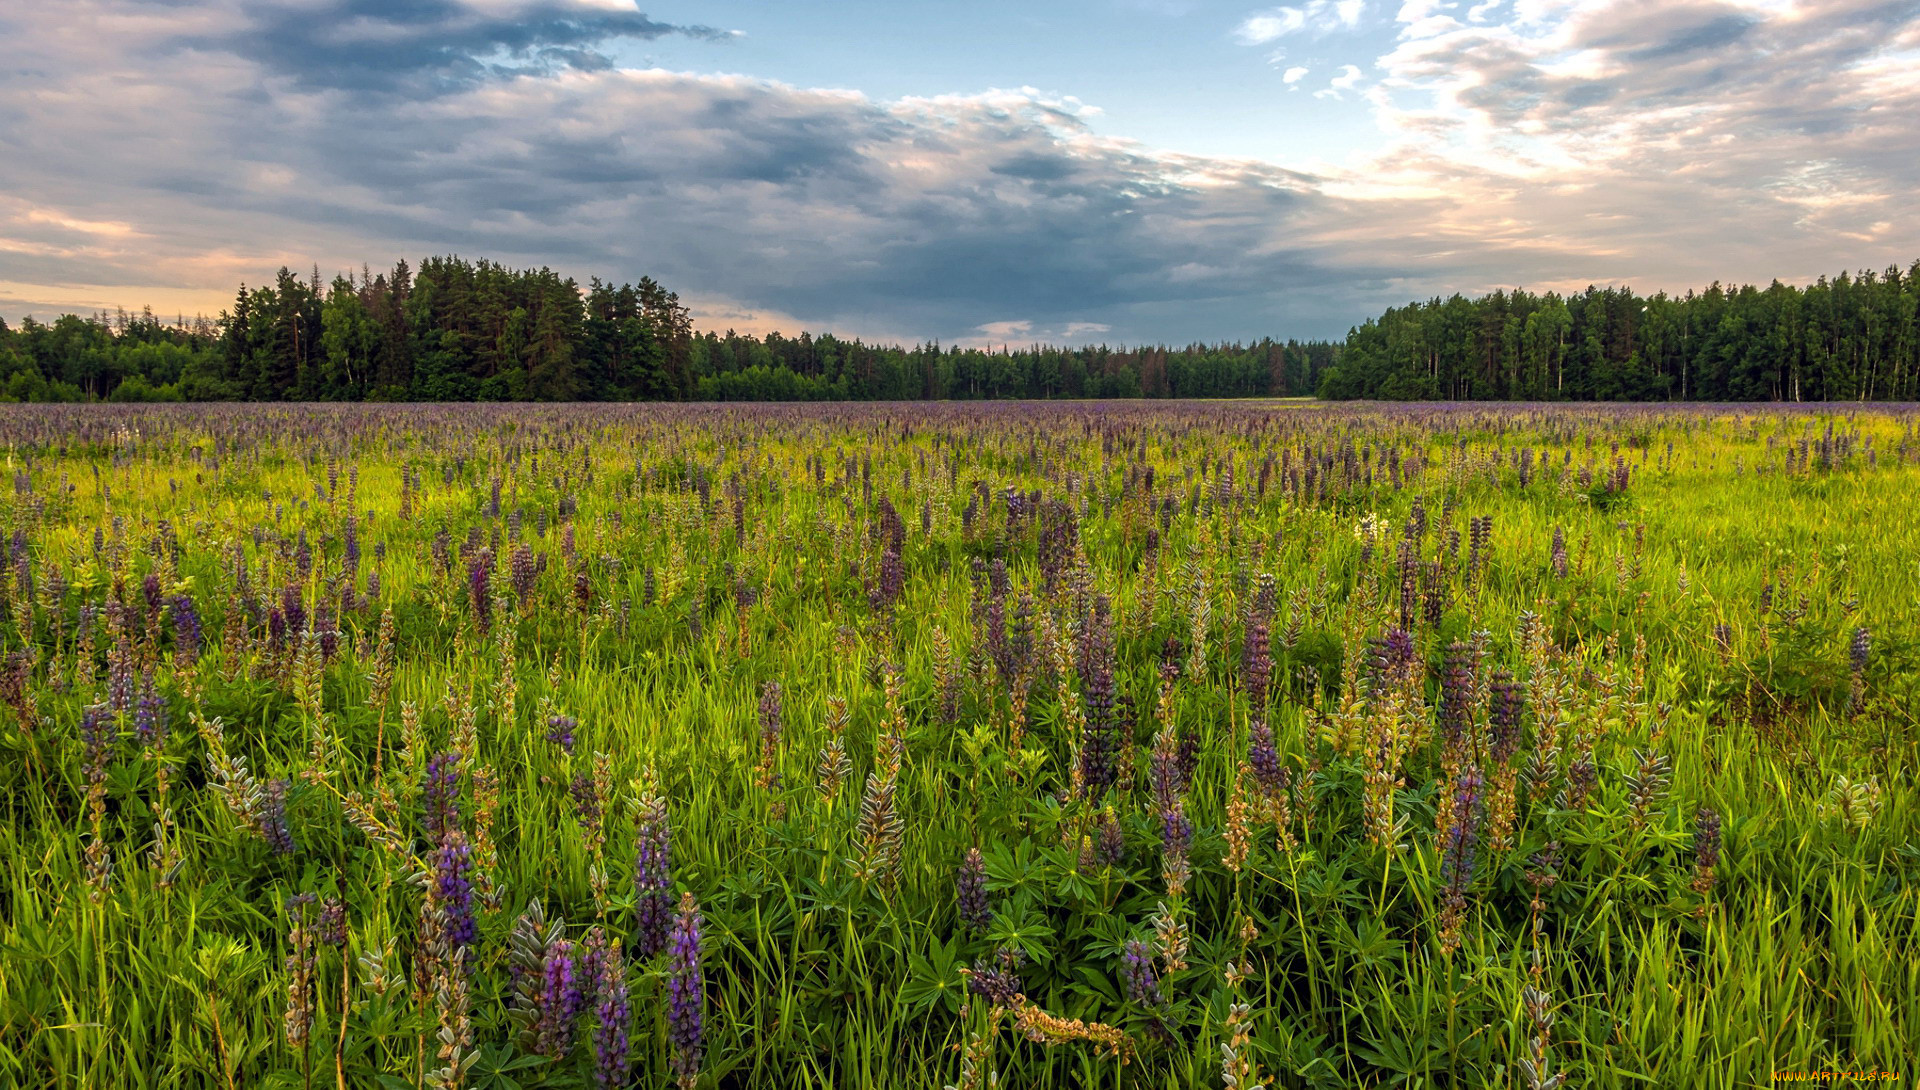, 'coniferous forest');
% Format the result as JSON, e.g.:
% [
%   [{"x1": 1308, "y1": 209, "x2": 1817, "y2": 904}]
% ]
[
  {"x1": 0, "y1": 257, "x2": 1333, "y2": 403},
  {"x1": 1, "y1": 254, "x2": 1916, "y2": 402},
  {"x1": 1317, "y1": 260, "x2": 1920, "y2": 402}
]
